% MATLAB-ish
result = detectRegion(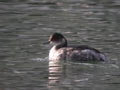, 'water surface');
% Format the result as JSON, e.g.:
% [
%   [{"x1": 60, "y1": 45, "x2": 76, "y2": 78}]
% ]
[{"x1": 0, "y1": 0, "x2": 120, "y2": 90}]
